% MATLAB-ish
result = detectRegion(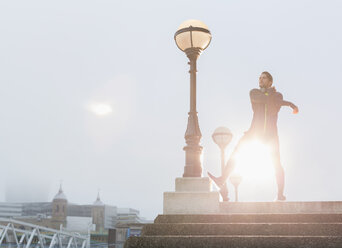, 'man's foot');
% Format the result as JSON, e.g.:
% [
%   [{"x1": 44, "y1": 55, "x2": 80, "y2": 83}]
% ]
[
  {"x1": 219, "y1": 186, "x2": 230, "y2": 202},
  {"x1": 207, "y1": 172, "x2": 225, "y2": 189},
  {"x1": 274, "y1": 194, "x2": 286, "y2": 202}
]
